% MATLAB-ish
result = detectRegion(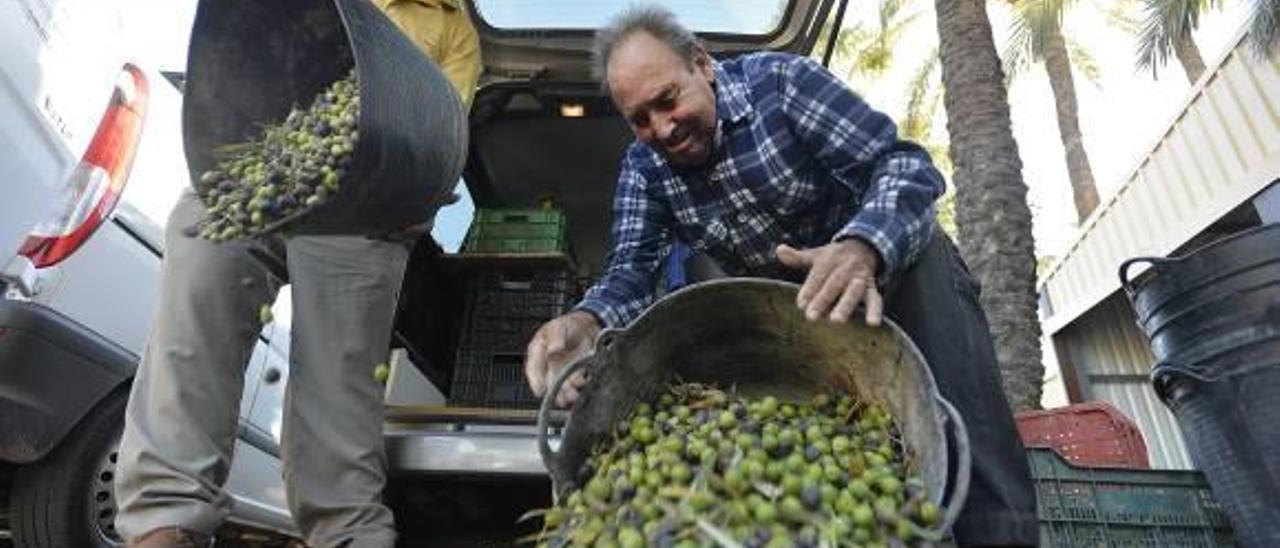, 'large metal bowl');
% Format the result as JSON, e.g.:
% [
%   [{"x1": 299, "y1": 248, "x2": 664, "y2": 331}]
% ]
[{"x1": 537, "y1": 278, "x2": 971, "y2": 537}]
